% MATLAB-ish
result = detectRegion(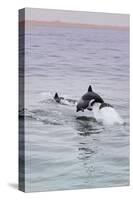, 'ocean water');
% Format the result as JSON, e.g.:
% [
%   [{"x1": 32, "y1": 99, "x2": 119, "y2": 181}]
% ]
[{"x1": 20, "y1": 25, "x2": 129, "y2": 192}]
